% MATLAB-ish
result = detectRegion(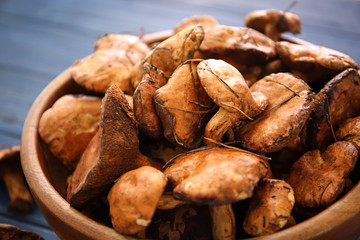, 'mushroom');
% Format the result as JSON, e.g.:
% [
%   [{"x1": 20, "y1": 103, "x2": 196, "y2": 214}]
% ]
[
  {"x1": 245, "y1": 9, "x2": 301, "y2": 41},
  {"x1": 174, "y1": 15, "x2": 219, "y2": 33},
  {"x1": 196, "y1": 59, "x2": 268, "y2": 146},
  {"x1": 0, "y1": 223, "x2": 44, "y2": 240},
  {"x1": 235, "y1": 72, "x2": 314, "y2": 153},
  {"x1": 168, "y1": 147, "x2": 269, "y2": 205},
  {"x1": 0, "y1": 145, "x2": 33, "y2": 212},
  {"x1": 154, "y1": 59, "x2": 215, "y2": 149},
  {"x1": 197, "y1": 25, "x2": 277, "y2": 65},
  {"x1": 66, "y1": 84, "x2": 150, "y2": 209},
  {"x1": 94, "y1": 33, "x2": 150, "y2": 64},
  {"x1": 157, "y1": 193, "x2": 189, "y2": 210},
  {"x1": 71, "y1": 49, "x2": 138, "y2": 94},
  {"x1": 133, "y1": 63, "x2": 168, "y2": 139},
  {"x1": 38, "y1": 94, "x2": 102, "y2": 170},
  {"x1": 107, "y1": 166, "x2": 167, "y2": 235},
  {"x1": 243, "y1": 179, "x2": 295, "y2": 236},
  {"x1": 287, "y1": 141, "x2": 358, "y2": 208},
  {"x1": 276, "y1": 41, "x2": 359, "y2": 85},
  {"x1": 337, "y1": 116, "x2": 360, "y2": 152},
  {"x1": 302, "y1": 68, "x2": 360, "y2": 151},
  {"x1": 131, "y1": 25, "x2": 205, "y2": 89}
]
